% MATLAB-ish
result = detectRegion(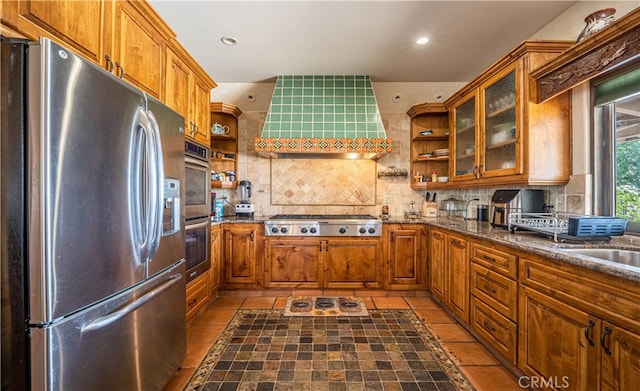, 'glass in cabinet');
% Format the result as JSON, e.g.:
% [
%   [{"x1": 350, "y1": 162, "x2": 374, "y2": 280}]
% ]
[
  {"x1": 481, "y1": 68, "x2": 520, "y2": 176},
  {"x1": 452, "y1": 93, "x2": 477, "y2": 180}
]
